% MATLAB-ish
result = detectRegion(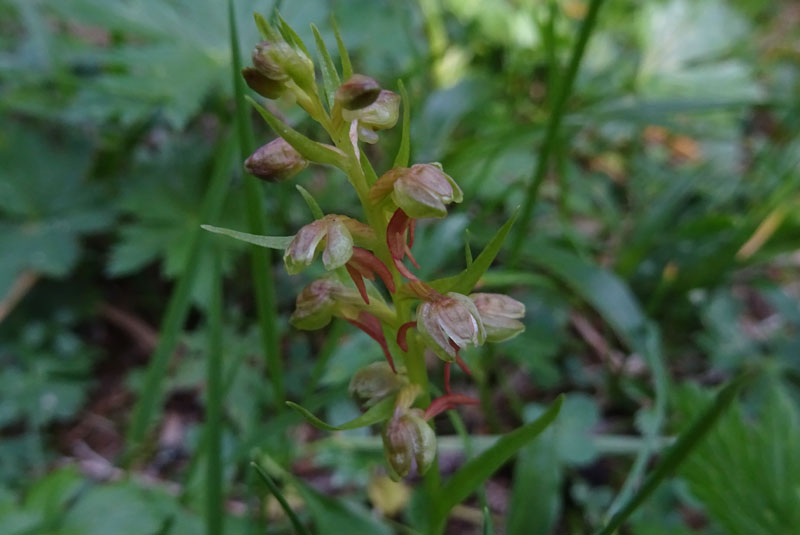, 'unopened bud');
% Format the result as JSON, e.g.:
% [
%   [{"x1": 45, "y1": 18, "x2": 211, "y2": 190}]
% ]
[
  {"x1": 417, "y1": 292, "x2": 485, "y2": 362},
  {"x1": 241, "y1": 67, "x2": 285, "y2": 99},
  {"x1": 349, "y1": 362, "x2": 407, "y2": 407},
  {"x1": 245, "y1": 138, "x2": 308, "y2": 182},
  {"x1": 382, "y1": 409, "x2": 436, "y2": 478},
  {"x1": 371, "y1": 163, "x2": 463, "y2": 219},
  {"x1": 252, "y1": 41, "x2": 316, "y2": 93},
  {"x1": 290, "y1": 278, "x2": 362, "y2": 330},
  {"x1": 471, "y1": 293, "x2": 525, "y2": 342},
  {"x1": 283, "y1": 215, "x2": 355, "y2": 275},
  {"x1": 335, "y1": 74, "x2": 381, "y2": 110}
]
